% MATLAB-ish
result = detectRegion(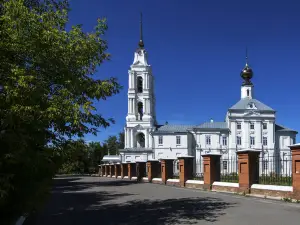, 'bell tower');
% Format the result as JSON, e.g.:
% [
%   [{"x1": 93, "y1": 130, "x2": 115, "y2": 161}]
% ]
[{"x1": 124, "y1": 13, "x2": 156, "y2": 150}]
